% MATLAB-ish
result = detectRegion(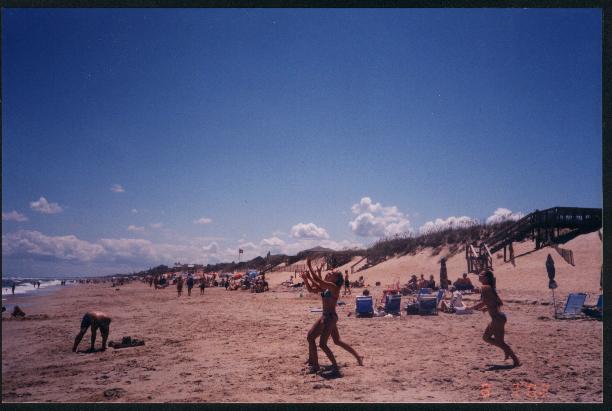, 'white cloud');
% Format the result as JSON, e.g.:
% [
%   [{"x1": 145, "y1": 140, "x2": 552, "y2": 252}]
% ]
[
  {"x1": 2, "y1": 230, "x2": 105, "y2": 261},
  {"x1": 131, "y1": 209, "x2": 138, "y2": 214},
  {"x1": 289, "y1": 223, "x2": 329, "y2": 239},
  {"x1": 29, "y1": 197, "x2": 63, "y2": 214},
  {"x1": 486, "y1": 208, "x2": 525, "y2": 224},
  {"x1": 201, "y1": 242, "x2": 219, "y2": 254},
  {"x1": 193, "y1": 217, "x2": 212, "y2": 225},
  {"x1": 149, "y1": 222, "x2": 163, "y2": 229},
  {"x1": 2, "y1": 210, "x2": 28, "y2": 222},
  {"x1": 419, "y1": 216, "x2": 479, "y2": 234},
  {"x1": 127, "y1": 225, "x2": 145, "y2": 232},
  {"x1": 261, "y1": 237, "x2": 285, "y2": 247},
  {"x1": 2, "y1": 228, "x2": 366, "y2": 273},
  {"x1": 349, "y1": 197, "x2": 412, "y2": 237},
  {"x1": 110, "y1": 184, "x2": 125, "y2": 193}
]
